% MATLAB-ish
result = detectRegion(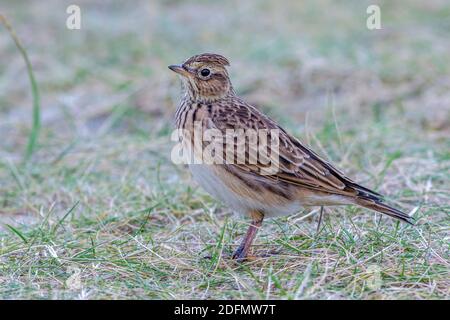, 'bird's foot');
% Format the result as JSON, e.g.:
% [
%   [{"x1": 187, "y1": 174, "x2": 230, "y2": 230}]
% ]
[
  {"x1": 231, "y1": 246, "x2": 247, "y2": 262},
  {"x1": 232, "y1": 247, "x2": 264, "y2": 262}
]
